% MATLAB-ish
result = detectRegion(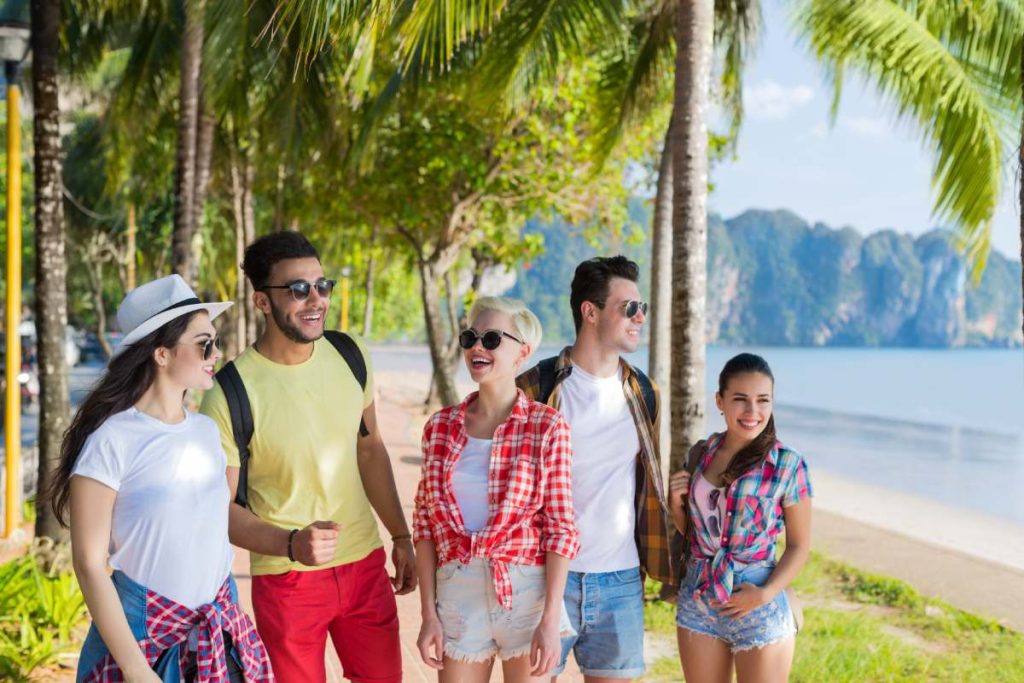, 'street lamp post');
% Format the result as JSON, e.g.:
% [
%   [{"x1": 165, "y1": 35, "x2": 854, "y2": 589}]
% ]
[{"x1": 1, "y1": 0, "x2": 30, "y2": 539}]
